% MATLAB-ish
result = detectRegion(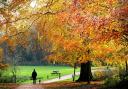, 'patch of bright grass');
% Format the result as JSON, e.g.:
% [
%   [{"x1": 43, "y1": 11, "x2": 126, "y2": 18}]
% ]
[{"x1": 3, "y1": 66, "x2": 80, "y2": 83}]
